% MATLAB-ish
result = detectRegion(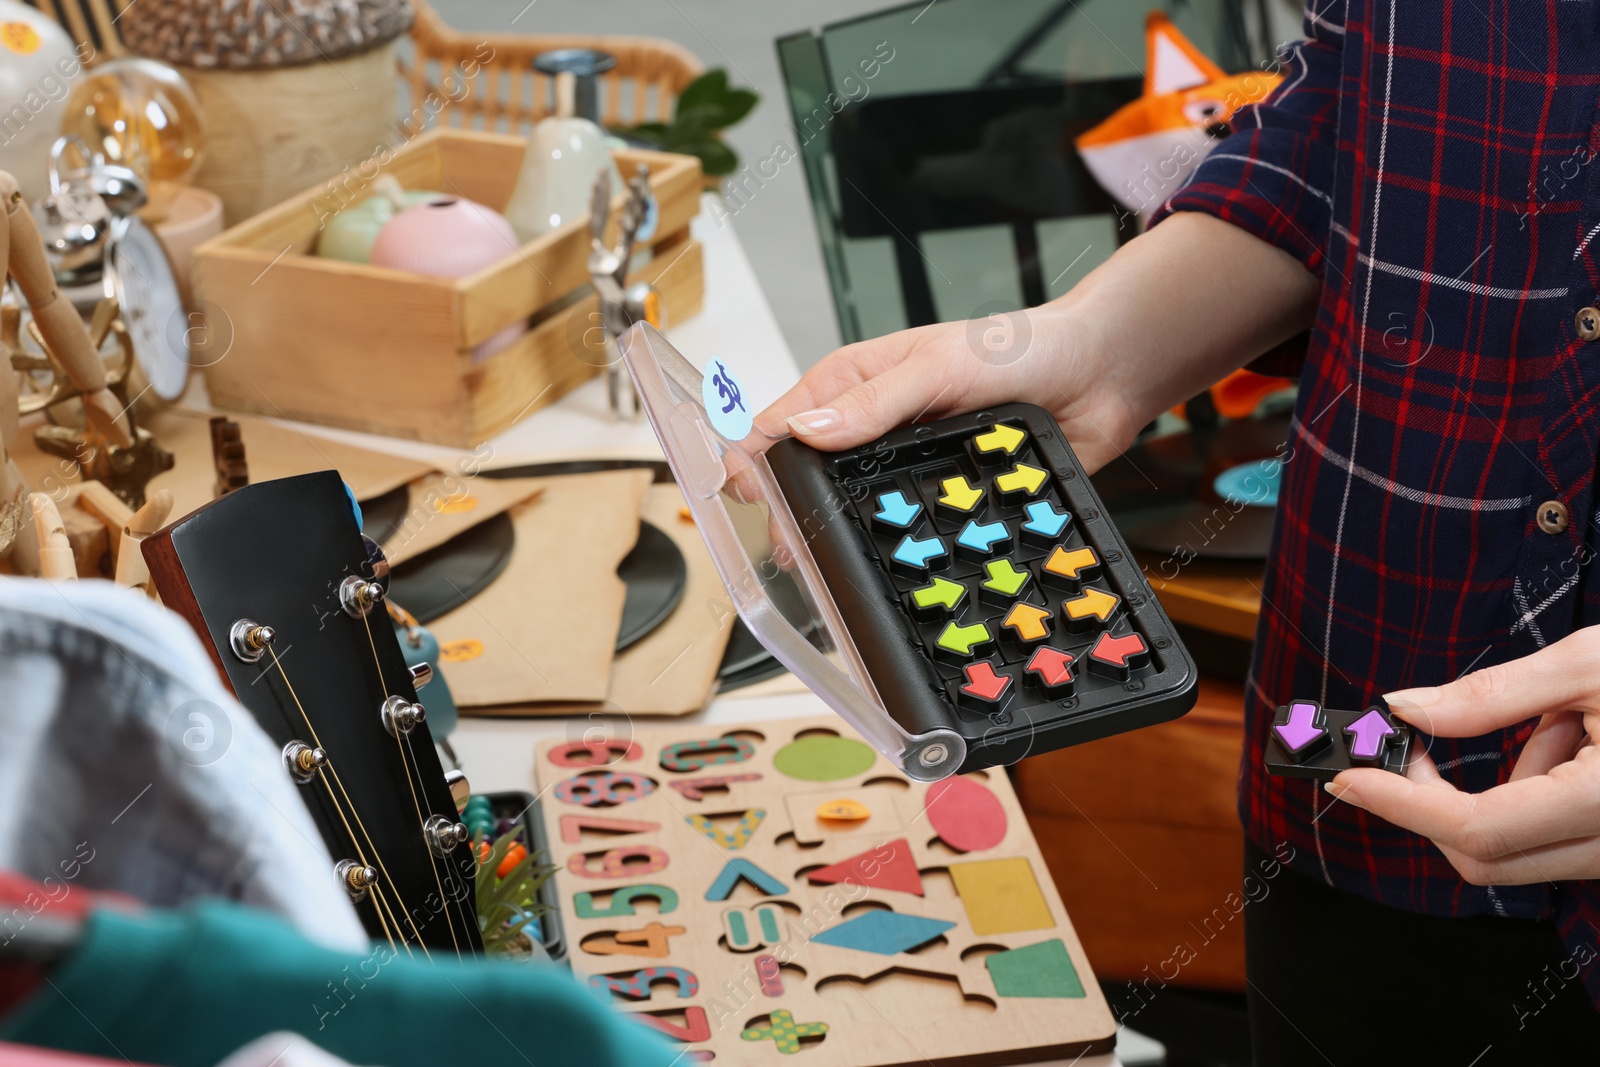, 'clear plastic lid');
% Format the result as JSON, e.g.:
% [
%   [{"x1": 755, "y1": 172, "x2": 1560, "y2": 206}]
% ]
[{"x1": 617, "y1": 323, "x2": 967, "y2": 780}]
